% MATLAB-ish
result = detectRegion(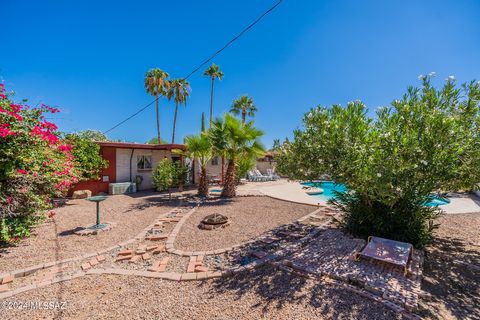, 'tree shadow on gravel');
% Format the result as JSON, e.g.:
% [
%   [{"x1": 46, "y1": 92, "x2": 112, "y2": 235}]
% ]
[
  {"x1": 419, "y1": 236, "x2": 480, "y2": 320},
  {"x1": 203, "y1": 265, "x2": 398, "y2": 320}
]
